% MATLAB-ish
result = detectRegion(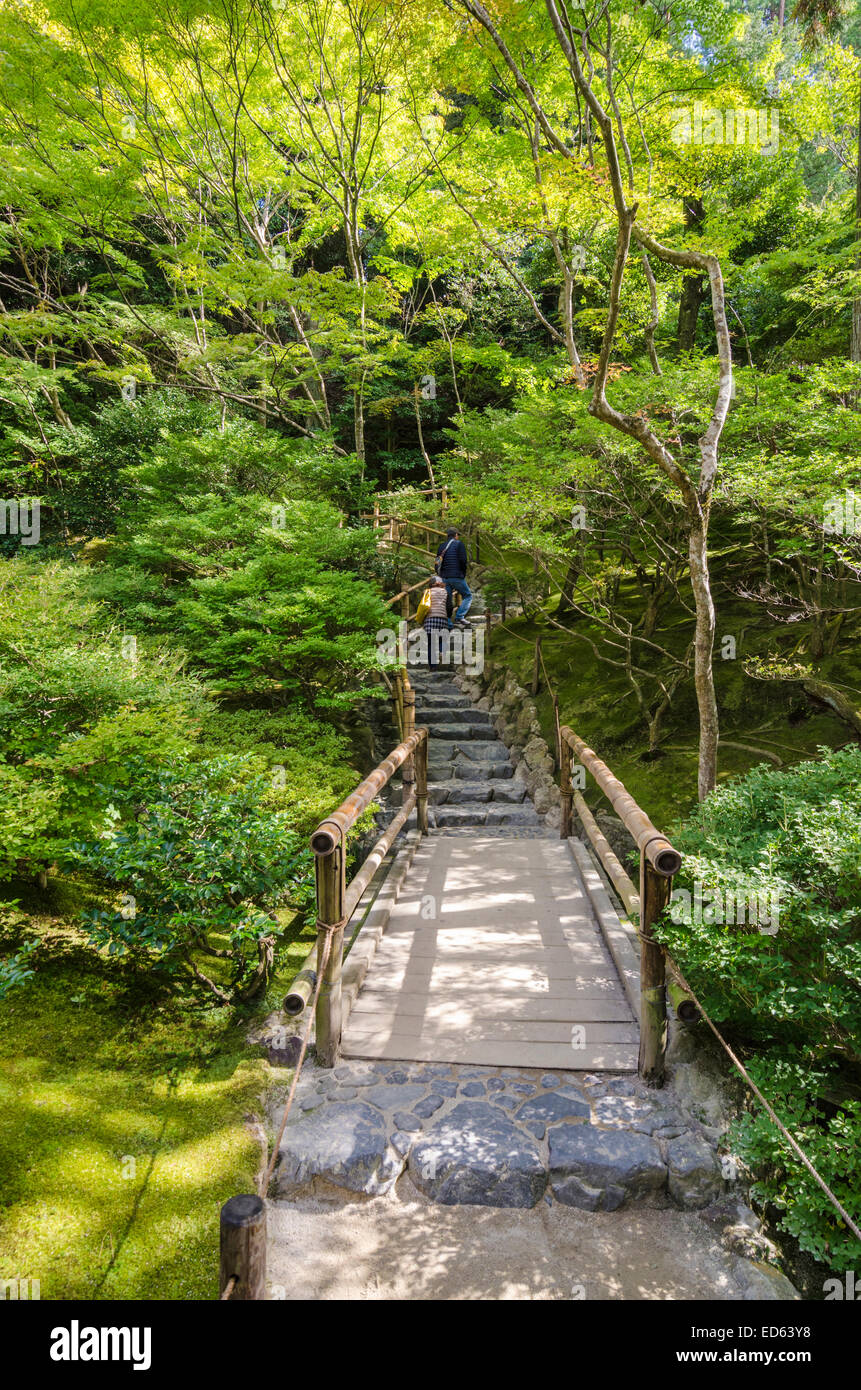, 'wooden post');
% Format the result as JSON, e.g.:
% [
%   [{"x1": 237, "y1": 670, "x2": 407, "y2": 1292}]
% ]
[
  {"x1": 475, "y1": 529, "x2": 481, "y2": 564},
  {"x1": 485, "y1": 609, "x2": 491, "y2": 655},
  {"x1": 402, "y1": 684, "x2": 416, "y2": 810},
  {"x1": 314, "y1": 834, "x2": 345, "y2": 1068},
  {"x1": 220, "y1": 1195, "x2": 266, "y2": 1300},
  {"x1": 638, "y1": 856, "x2": 672, "y2": 1086},
  {"x1": 560, "y1": 733, "x2": 573, "y2": 840},
  {"x1": 441, "y1": 484, "x2": 448, "y2": 514},
  {"x1": 373, "y1": 500, "x2": 380, "y2": 531},
  {"x1": 415, "y1": 733, "x2": 429, "y2": 834},
  {"x1": 531, "y1": 637, "x2": 541, "y2": 696}
]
